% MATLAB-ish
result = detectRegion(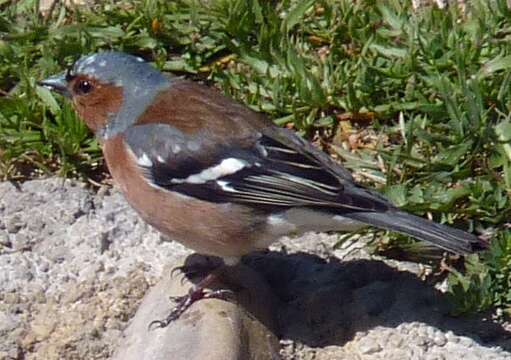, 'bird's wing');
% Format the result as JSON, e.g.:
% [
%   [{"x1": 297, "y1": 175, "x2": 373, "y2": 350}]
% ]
[
  {"x1": 121, "y1": 80, "x2": 484, "y2": 255},
  {"x1": 123, "y1": 122, "x2": 393, "y2": 214}
]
